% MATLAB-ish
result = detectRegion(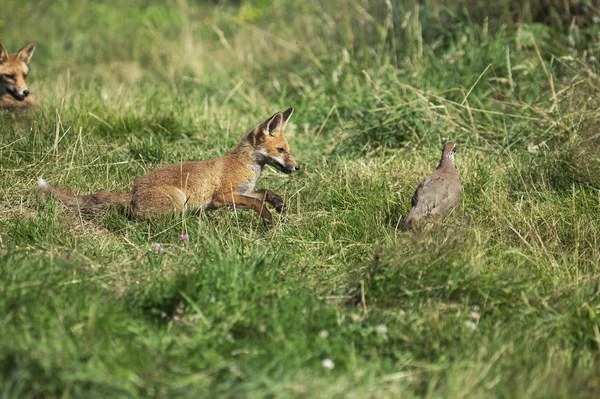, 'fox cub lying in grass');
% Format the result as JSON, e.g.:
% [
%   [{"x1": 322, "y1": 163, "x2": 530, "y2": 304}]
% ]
[
  {"x1": 0, "y1": 42, "x2": 37, "y2": 110},
  {"x1": 39, "y1": 108, "x2": 299, "y2": 229}
]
